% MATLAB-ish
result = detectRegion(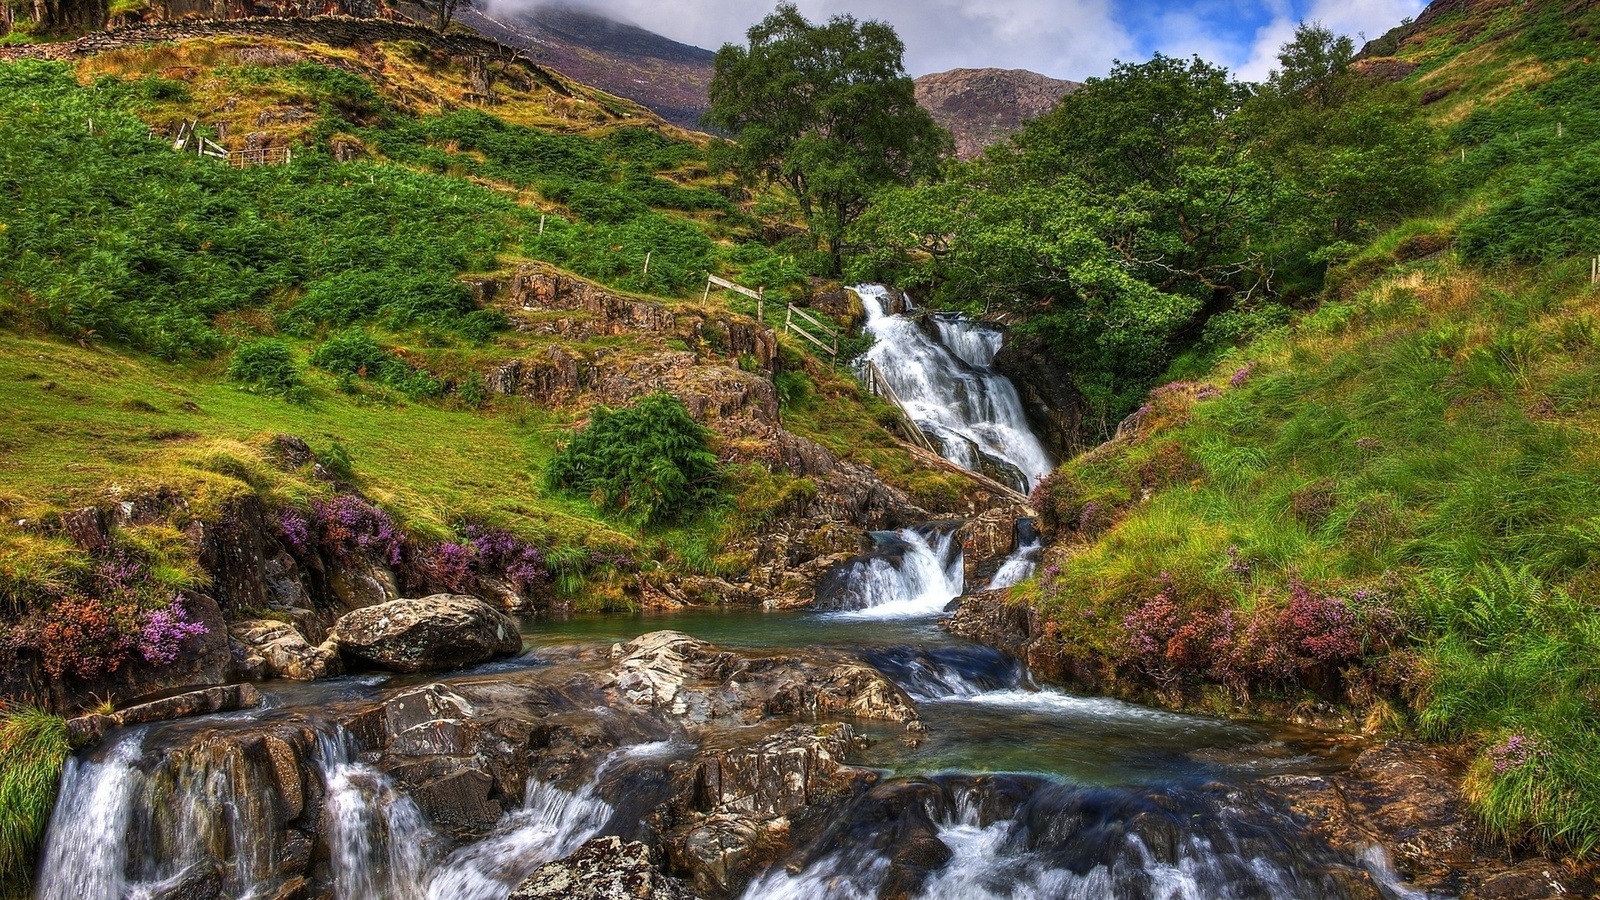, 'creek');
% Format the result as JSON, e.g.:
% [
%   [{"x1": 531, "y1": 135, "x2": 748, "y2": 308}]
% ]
[{"x1": 31, "y1": 292, "x2": 1429, "y2": 899}]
